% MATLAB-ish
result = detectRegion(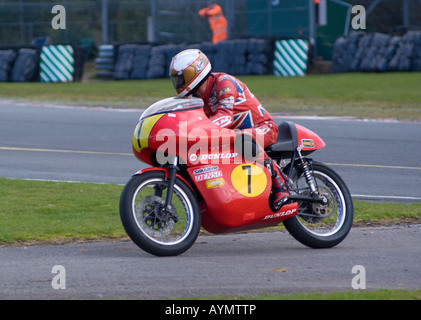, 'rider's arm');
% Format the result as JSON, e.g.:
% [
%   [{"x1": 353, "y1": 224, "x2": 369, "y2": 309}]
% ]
[{"x1": 207, "y1": 77, "x2": 238, "y2": 128}]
